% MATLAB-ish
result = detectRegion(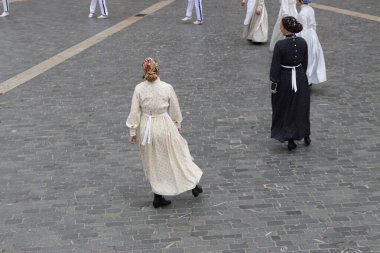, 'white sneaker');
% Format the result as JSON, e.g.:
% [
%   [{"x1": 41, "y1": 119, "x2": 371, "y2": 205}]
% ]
[
  {"x1": 97, "y1": 15, "x2": 108, "y2": 19},
  {"x1": 181, "y1": 17, "x2": 192, "y2": 23},
  {"x1": 88, "y1": 13, "x2": 94, "y2": 18},
  {"x1": 1, "y1": 11, "x2": 9, "y2": 17},
  {"x1": 193, "y1": 20, "x2": 203, "y2": 25}
]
